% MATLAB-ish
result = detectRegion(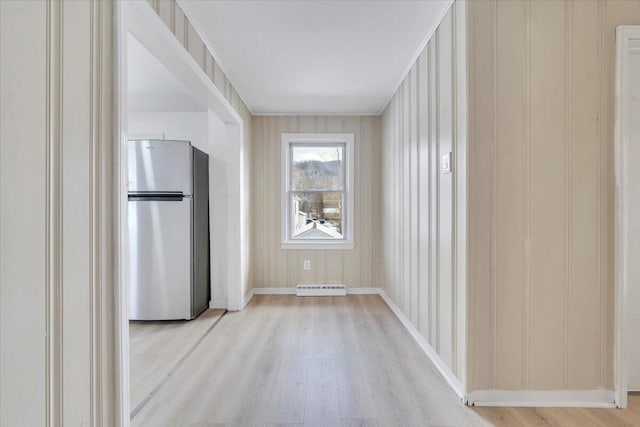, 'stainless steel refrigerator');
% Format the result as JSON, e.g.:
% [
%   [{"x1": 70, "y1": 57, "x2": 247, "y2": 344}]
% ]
[{"x1": 127, "y1": 140, "x2": 210, "y2": 321}]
